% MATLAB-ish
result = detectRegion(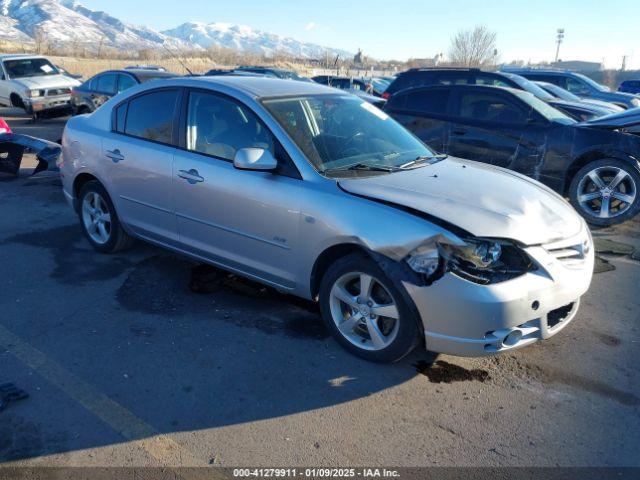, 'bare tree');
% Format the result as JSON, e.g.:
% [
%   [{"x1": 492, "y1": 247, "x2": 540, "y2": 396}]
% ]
[
  {"x1": 34, "y1": 27, "x2": 47, "y2": 54},
  {"x1": 448, "y1": 25, "x2": 497, "y2": 67}
]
